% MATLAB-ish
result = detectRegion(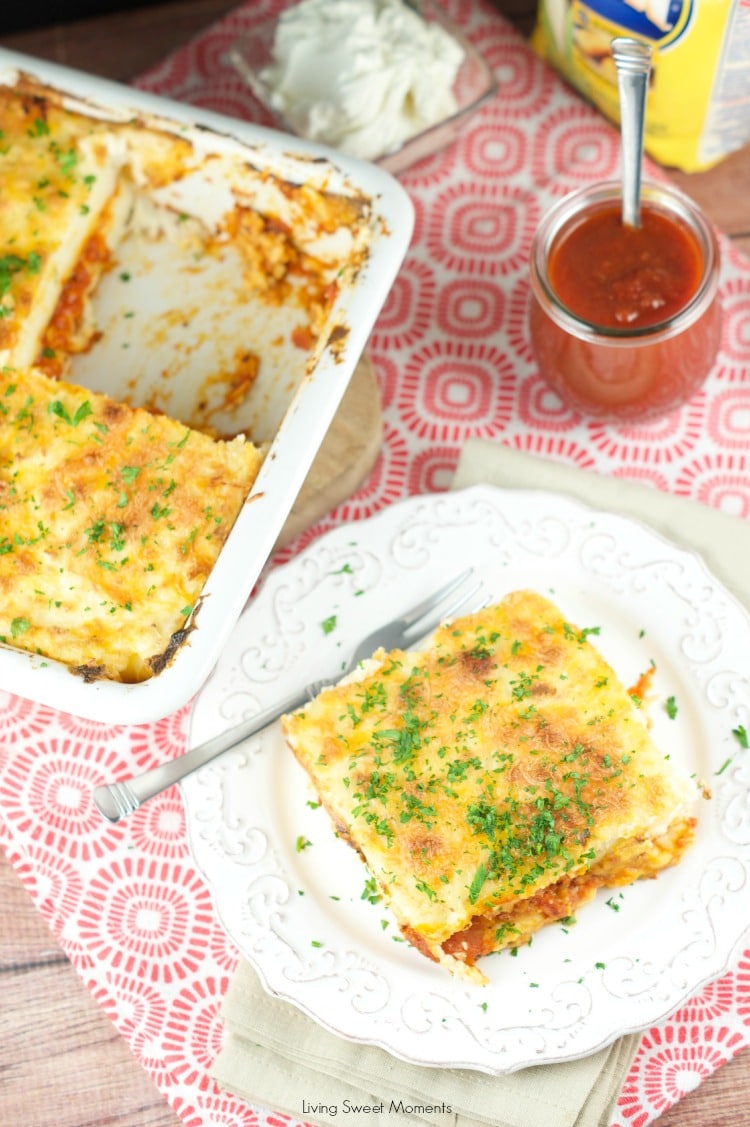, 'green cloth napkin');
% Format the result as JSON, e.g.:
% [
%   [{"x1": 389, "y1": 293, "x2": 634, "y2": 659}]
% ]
[
  {"x1": 212, "y1": 958, "x2": 638, "y2": 1127},
  {"x1": 212, "y1": 437, "x2": 749, "y2": 1127}
]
